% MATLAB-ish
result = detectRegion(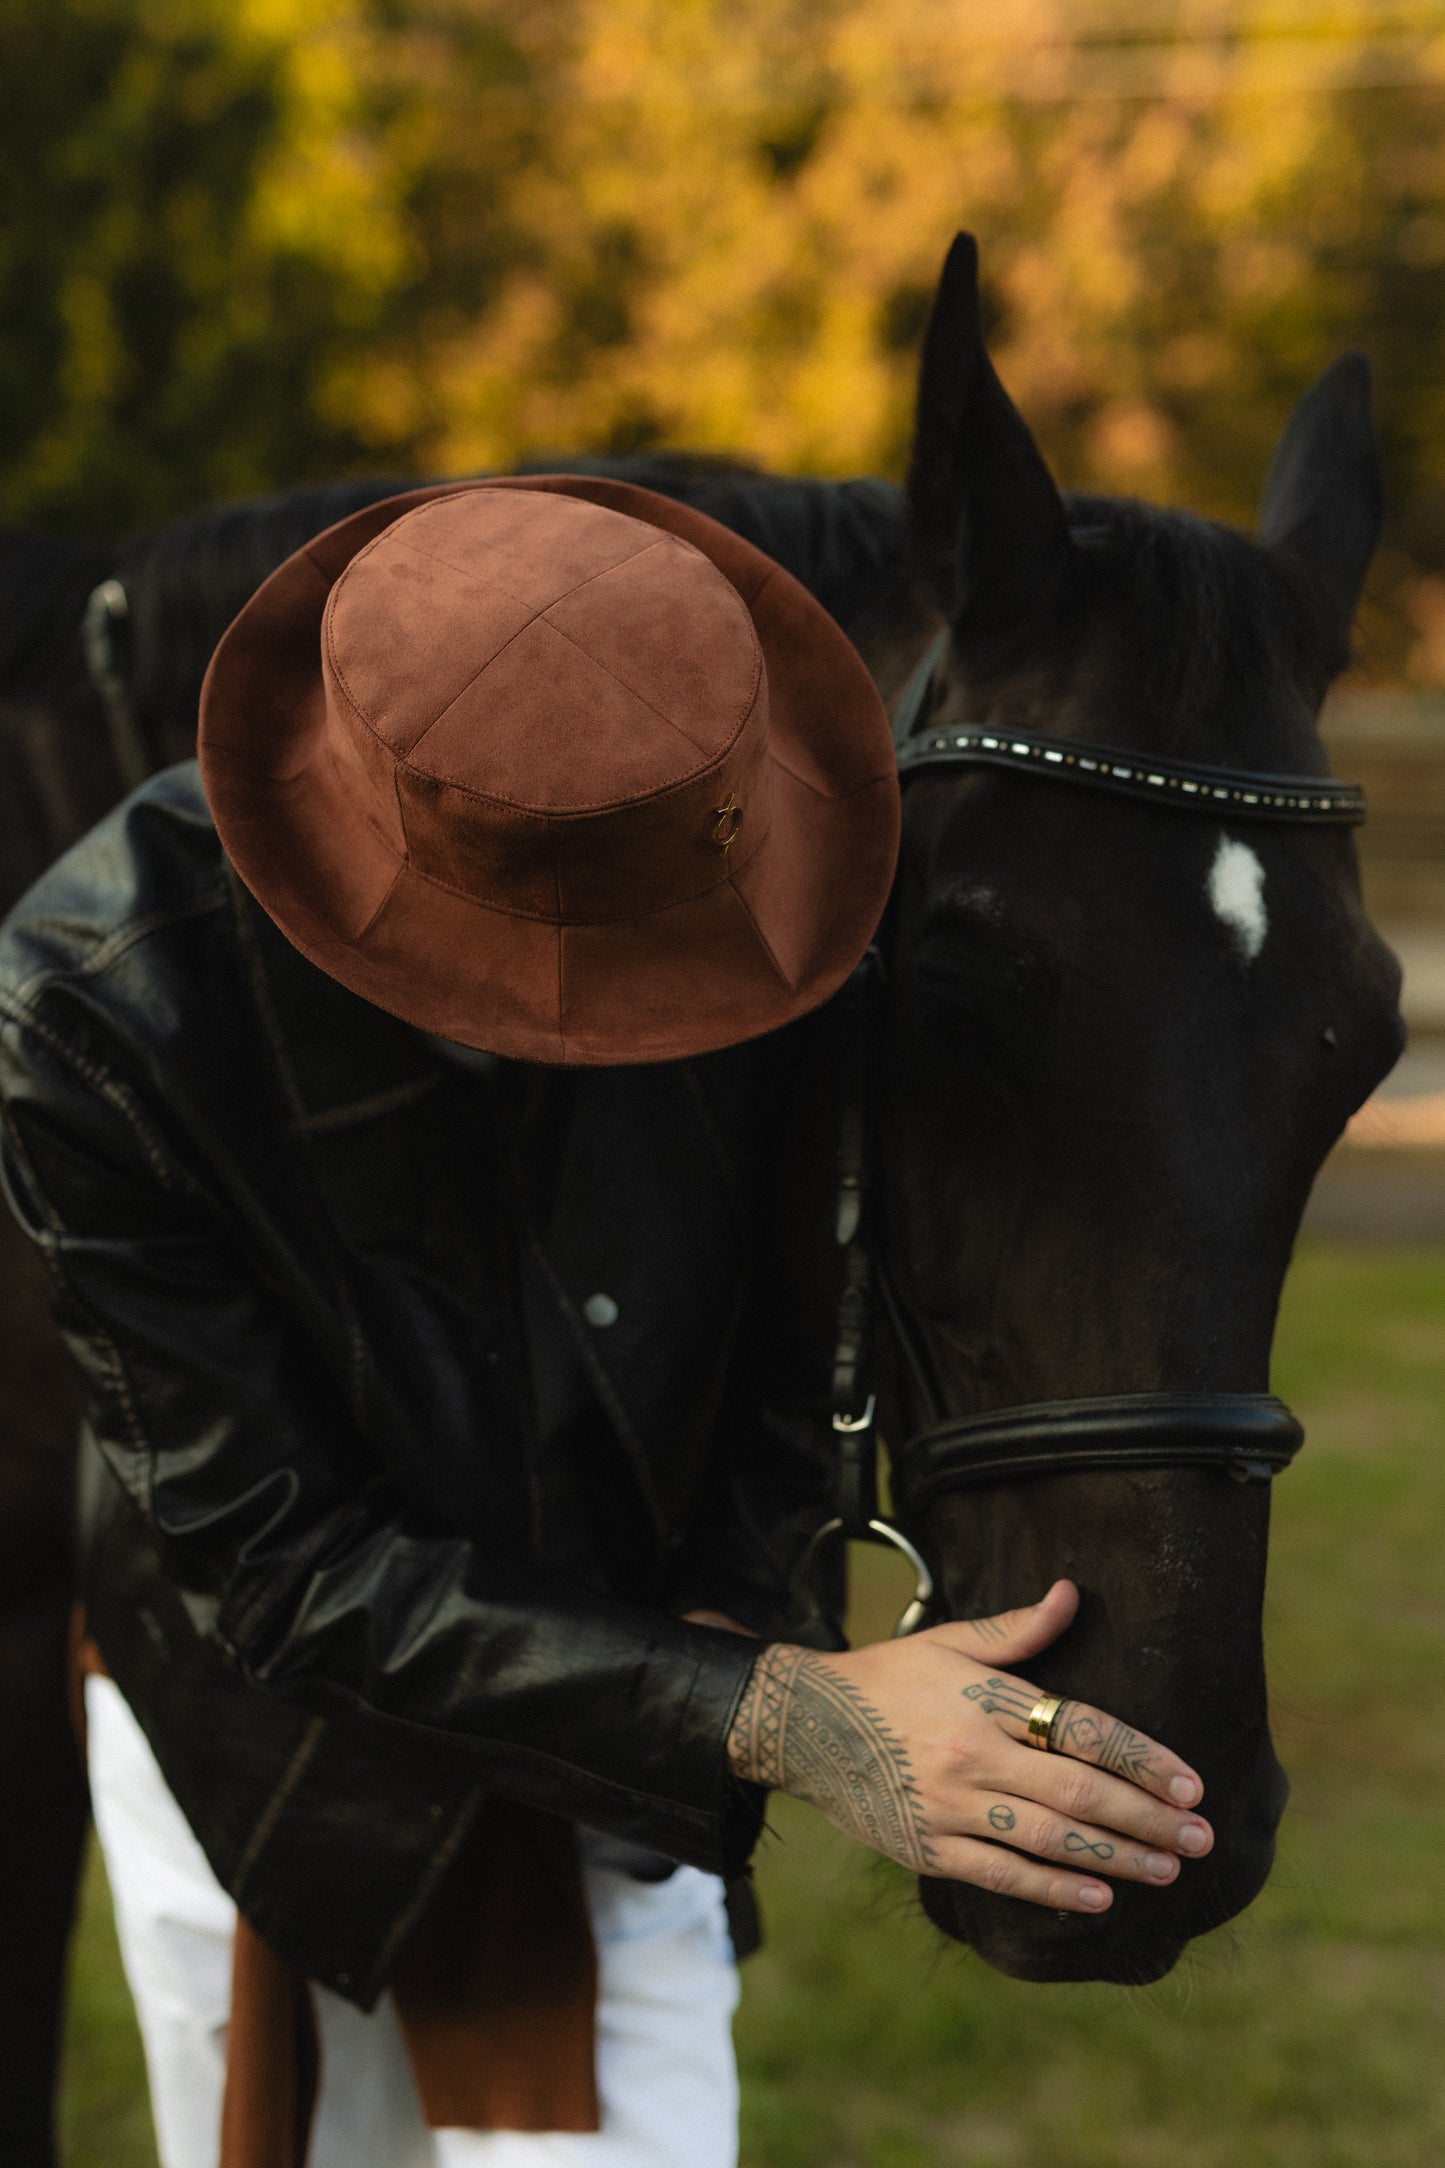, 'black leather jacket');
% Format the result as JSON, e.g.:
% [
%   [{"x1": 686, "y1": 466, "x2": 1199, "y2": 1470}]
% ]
[{"x1": 0, "y1": 766, "x2": 837, "y2": 2006}]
